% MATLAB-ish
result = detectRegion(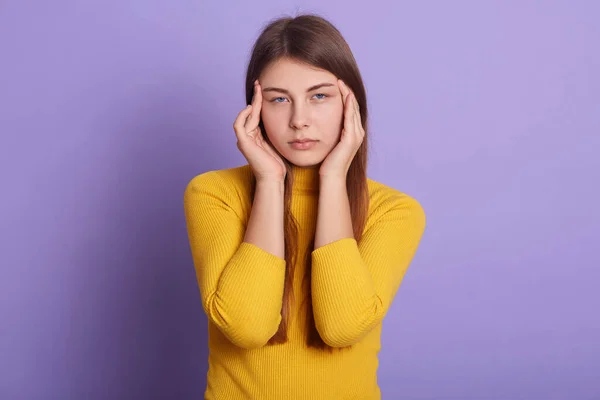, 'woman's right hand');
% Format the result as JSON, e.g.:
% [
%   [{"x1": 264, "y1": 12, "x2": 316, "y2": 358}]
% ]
[{"x1": 234, "y1": 80, "x2": 287, "y2": 182}]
